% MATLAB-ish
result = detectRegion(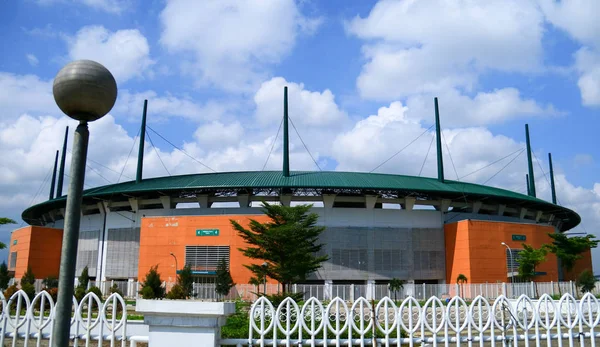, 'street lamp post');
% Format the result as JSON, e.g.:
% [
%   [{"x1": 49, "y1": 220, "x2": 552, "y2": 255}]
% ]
[
  {"x1": 52, "y1": 60, "x2": 117, "y2": 347},
  {"x1": 501, "y1": 242, "x2": 515, "y2": 298},
  {"x1": 170, "y1": 252, "x2": 178, "y2": 275},
  {"x1": 261, "y1": 262, "x2": 268, "y2": 295}
]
